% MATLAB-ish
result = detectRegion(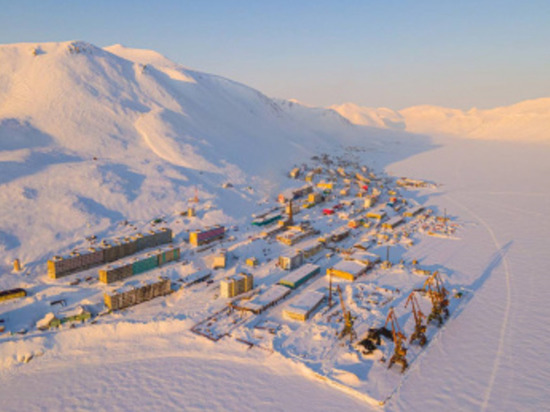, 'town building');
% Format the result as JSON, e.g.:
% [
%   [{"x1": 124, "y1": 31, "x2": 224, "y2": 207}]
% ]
[
  {"x1": 220, "y1": 272, "x2": 253, "y2": 298},
  {"x1": 283, "y1": 291, "x2": 325, "y2": 321},
  {"x1": 279, "y1": 249, "x2": 304, "y2": 270},
  {"x1": 326, "y1": 260, "x2": 368, "y2": 281},
  {"x1": 278, "y1": 263, "x2": 320, "y2": 289}
]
